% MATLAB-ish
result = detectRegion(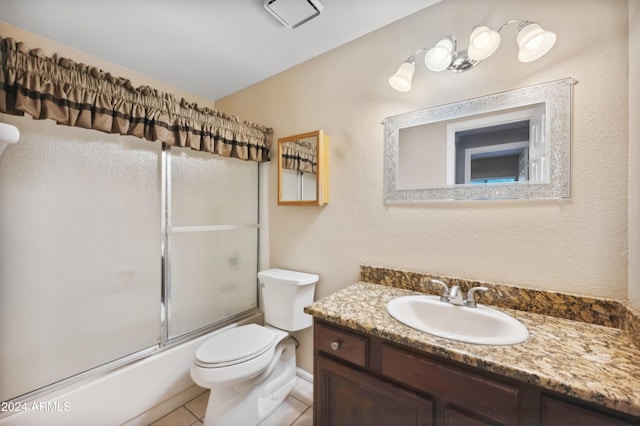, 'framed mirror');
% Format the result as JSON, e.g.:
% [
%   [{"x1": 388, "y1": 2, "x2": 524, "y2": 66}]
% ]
[
  {"x1": 383, "y1": 78, "x2": 575, "y2": 202},
  {"x1": 277, "y1": 130, "x2": 329, "y2": 206}
]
